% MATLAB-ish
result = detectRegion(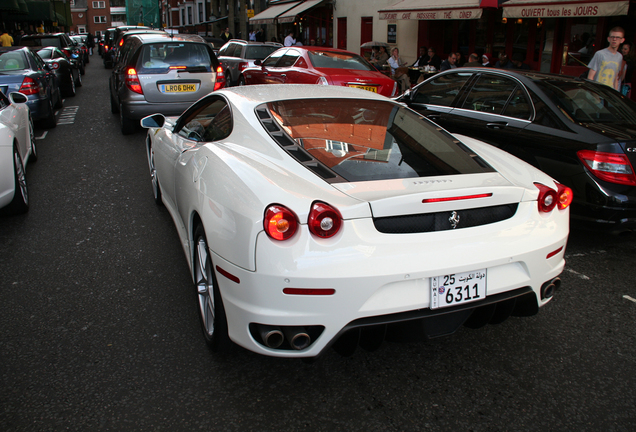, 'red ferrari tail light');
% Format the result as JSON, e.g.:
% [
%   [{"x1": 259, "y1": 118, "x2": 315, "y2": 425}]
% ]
[
  {"x1": 51, "y1": 62, "x2": 59, "y2": 70},
  {"x1": 214, "y1": 66, "x2": 226, "y2": 91},
  {"x1": 534, "y1": 183, "x2": 558, "y2": 213},
  {"x1": 556, "y1": 183, "x2": 573, "y2": 210},
  {"x1": 577, "y1": 150, "x2": 636, "y2": 186},
  {"x1": 19, "y1": 76, "x2": 40, "y2": 96},
  {"x1": 264, "y1": 205, "x2": 298, "y2": 241},
  {"x1": 308, "y1": 202, "x2": 342, "y2": 238},
  {"x1": 125, "y1": 68, "x2": 143, "y2": 94}
]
